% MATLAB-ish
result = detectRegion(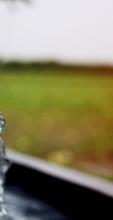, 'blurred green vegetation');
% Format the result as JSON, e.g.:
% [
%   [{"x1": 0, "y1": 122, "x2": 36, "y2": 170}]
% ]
[{"x1": 0, "y1": 67, "x2": 113, "y2": 181}]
